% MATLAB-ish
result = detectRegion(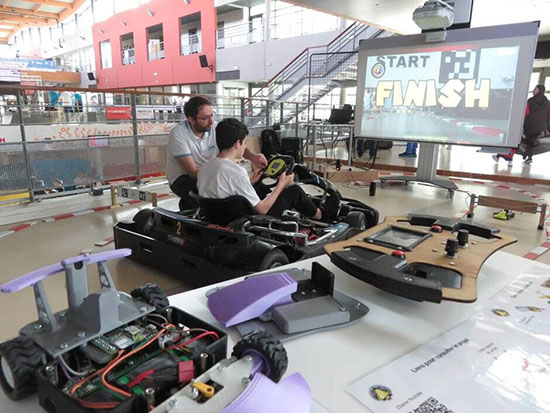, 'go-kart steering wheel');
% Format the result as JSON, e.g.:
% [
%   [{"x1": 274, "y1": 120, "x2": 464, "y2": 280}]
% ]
[{"x1": 261, "y1": 155, "x2": 295, "y2": 188}]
